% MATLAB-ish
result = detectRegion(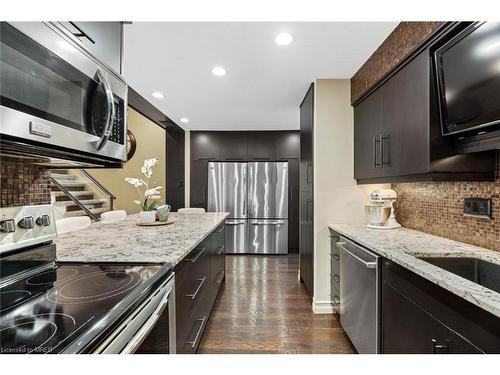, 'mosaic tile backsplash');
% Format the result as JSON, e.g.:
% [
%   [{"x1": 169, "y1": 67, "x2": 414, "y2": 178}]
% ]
[
  {"x1": 0, "y1": 158, "x2": 51, "y2": 207},
  {"x1": 392, "y1": 152, "x2": 500, "y2": 252}
]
